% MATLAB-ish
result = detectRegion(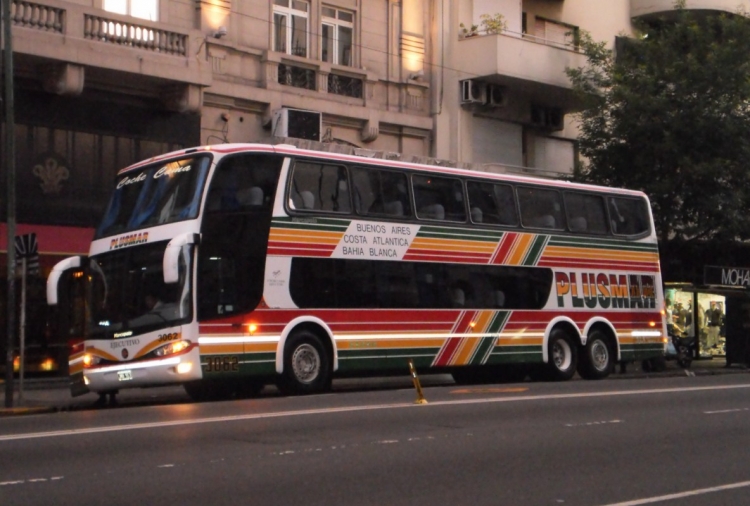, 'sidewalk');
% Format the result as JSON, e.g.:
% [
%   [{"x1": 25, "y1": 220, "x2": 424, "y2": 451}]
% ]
[{"x1": 1, "y1": 357, "x2": 747, "y2": 417}]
